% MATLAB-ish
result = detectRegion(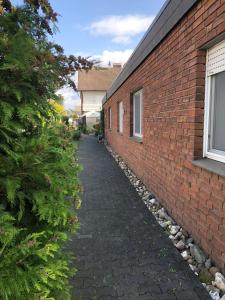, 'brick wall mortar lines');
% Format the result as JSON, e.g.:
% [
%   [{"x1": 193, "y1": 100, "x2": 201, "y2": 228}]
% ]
[{"x1": 103, "y1": 0, "x2": 225, "y2": 272}]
